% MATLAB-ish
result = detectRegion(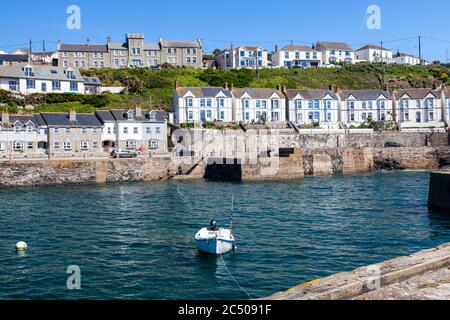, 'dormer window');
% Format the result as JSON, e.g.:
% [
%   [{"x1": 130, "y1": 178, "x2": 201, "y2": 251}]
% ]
[
  {"x1": 27, "y1": 125, "x2": 33, "y2": 133},
  {"x1": 24, "y1": 66, "x2": 33, "y2": 77},
  {"x1": 14, "y1": 125, "x2": 21, "y2": 133},
  {"x1": 149, "y1": 113, "x2": 156, "y2": 121},
  {"x1": 127, "y1": 111, "x2": 134, "y2": 120},
  {"x1": 66, "y1": 69, "x2": 75, "y2": 80}
]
